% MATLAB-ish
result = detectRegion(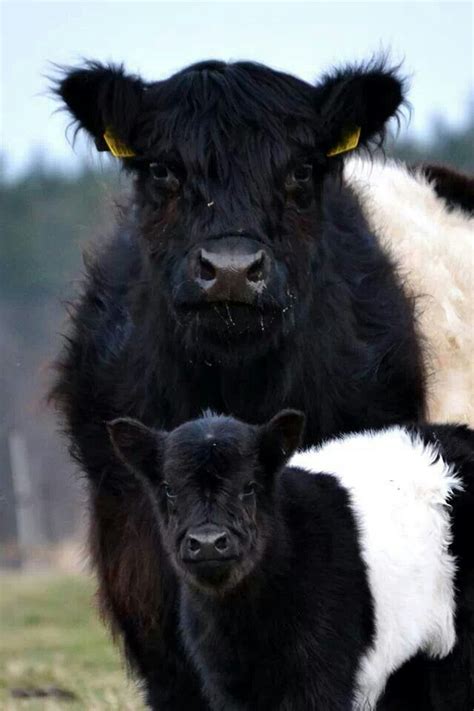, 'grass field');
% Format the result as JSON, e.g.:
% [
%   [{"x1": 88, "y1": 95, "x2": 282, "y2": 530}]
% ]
[{"x1": 0, "y1": 573, "x2": 145, "y2": 710}]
